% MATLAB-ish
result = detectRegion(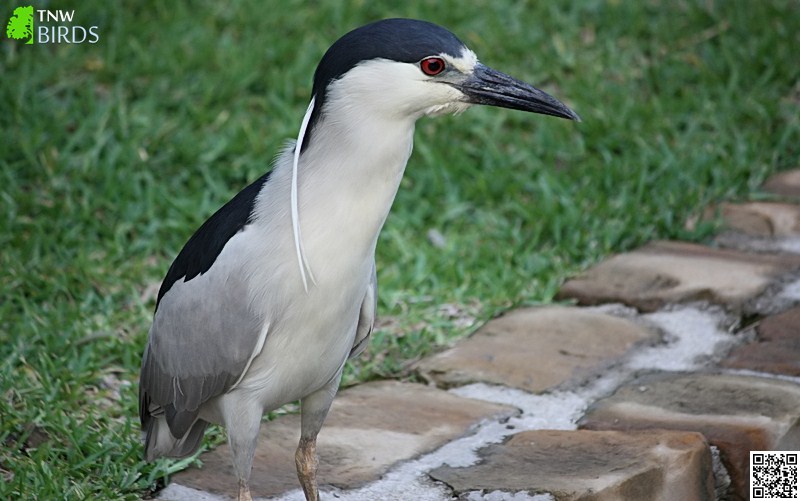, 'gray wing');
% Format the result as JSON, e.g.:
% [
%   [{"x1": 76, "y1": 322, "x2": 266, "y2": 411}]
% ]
[
  {"x1": 140, "y1": 174, "x2": 271, "y2": 440},
  {"x1": 140, "y1": 267, "x2": 264, "y2": 437},
  {"x1": 349, "y1": 261, "x2": 377, "y2": 358}
]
